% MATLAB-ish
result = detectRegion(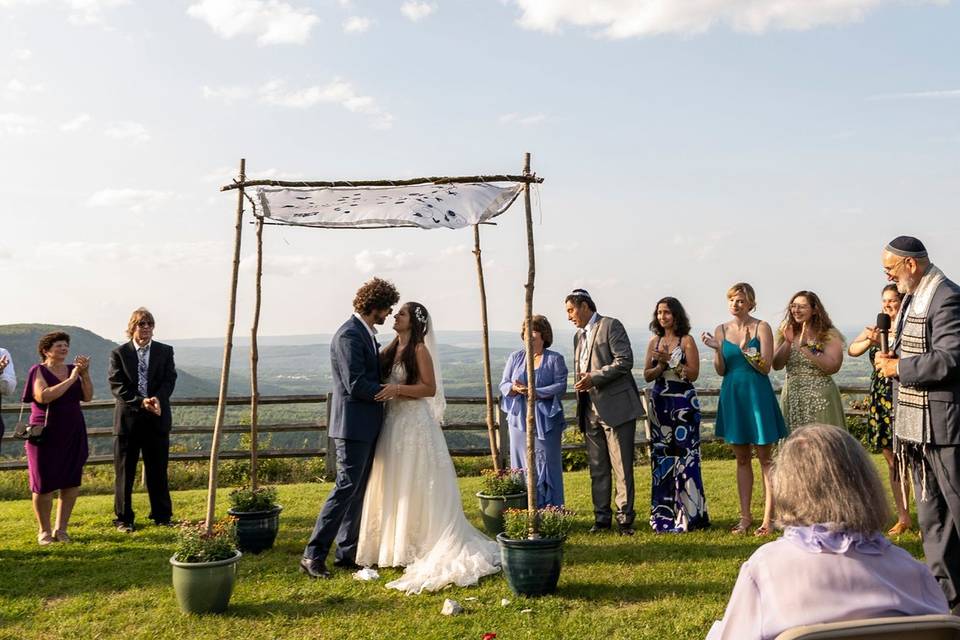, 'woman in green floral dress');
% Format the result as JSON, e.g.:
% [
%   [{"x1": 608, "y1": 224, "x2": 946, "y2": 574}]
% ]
[
  {"x1": 848, "y1": 284, "x2": 912, "y2": 535},
  {"x1": 773, "y1": 291, "x2": 846, "y2": 430}
]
